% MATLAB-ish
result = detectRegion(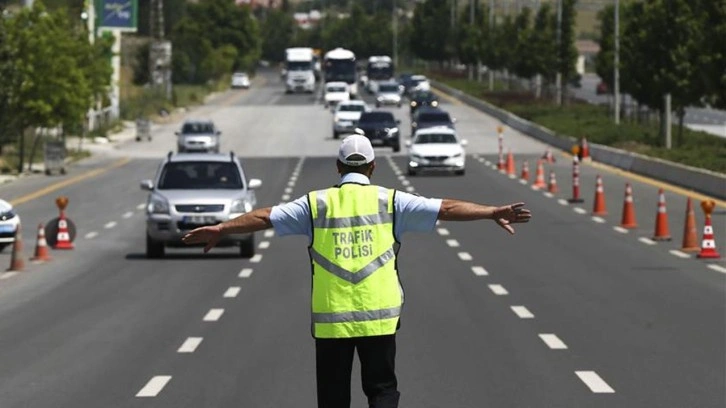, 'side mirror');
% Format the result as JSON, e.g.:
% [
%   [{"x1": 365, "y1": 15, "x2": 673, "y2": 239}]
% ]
[
  {"x1": 140, "y1": 180, "x2": 154, "y2": 191},
  {"x1": 396, "y1": 119, "x2": 401, "y2": 124},
  {"x1": 354, "y1": 128, "x2": 365, "y2": 135},
  {"x1": 248, "y1": 178, "x2": 262, "y2": 190},
  {"x1": 405, "y1": 140, "x2": 412, "y2": 148},
  {"x1": 460, "y1": 139, "x2": 469, "y2": 146}
]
